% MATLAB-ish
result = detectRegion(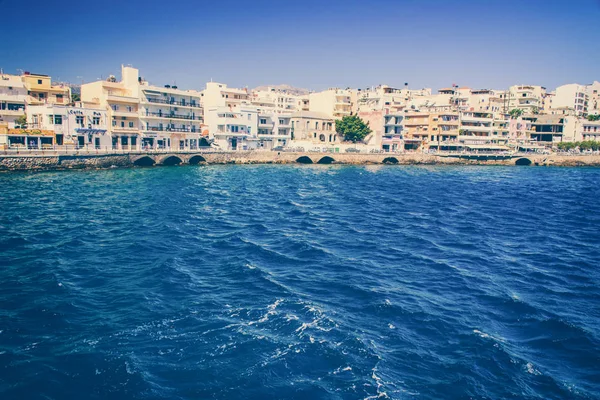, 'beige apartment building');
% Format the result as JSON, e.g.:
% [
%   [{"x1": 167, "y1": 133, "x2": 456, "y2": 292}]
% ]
[
  {"x1": 22, "y1": 72, "x2": 71, "y2": 106},
  {"x1": 290, "y1": 111, "x2": 337, "y2": 146},
  {"x1": 550, "y1": 84, "x2": 588, "y2": 117},
  {"x1": 81, "y1": 66, "x2": 142, "y2": 150},
  {"x1": 0, "y1": 74, "x2": 27, "y2": 127},
  {"x1": 508, "y1": 85, "x2": 546, "y2": 113},
  {"x1": 309, "y1": 88, "x2": 353, "y2": 119}
]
